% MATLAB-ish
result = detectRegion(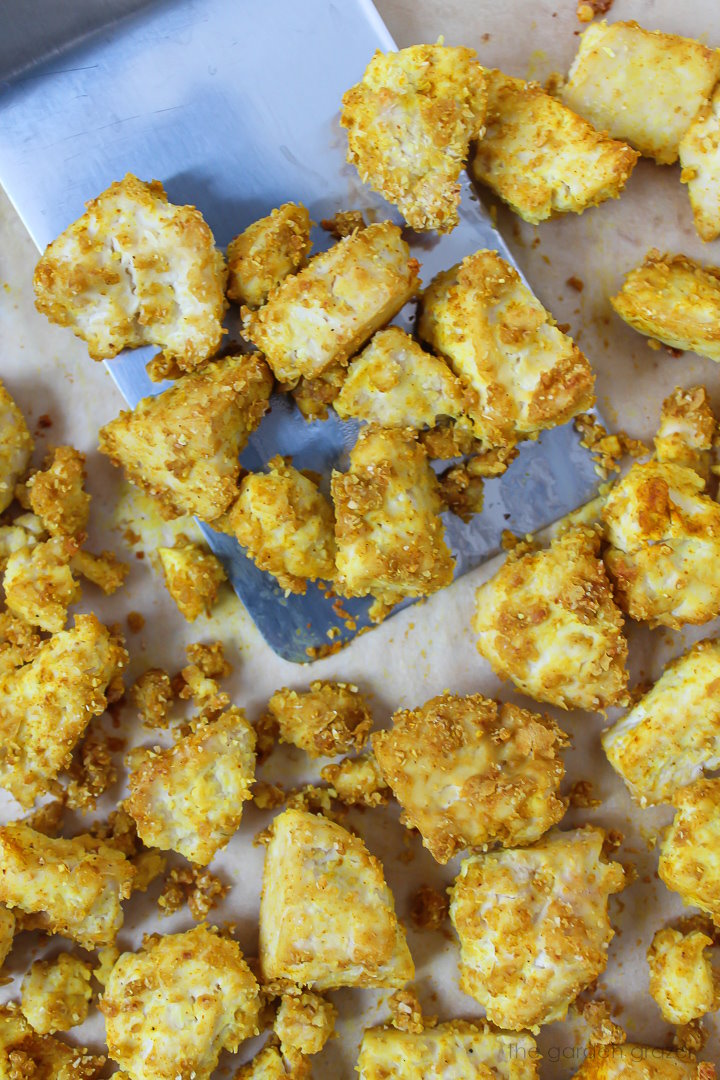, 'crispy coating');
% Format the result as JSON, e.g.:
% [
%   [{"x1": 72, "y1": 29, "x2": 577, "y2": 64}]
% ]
[
  {"x1": 603, "y1": 639, "x2": 720, "y2": 807},
  {"x1": 158, "y1": 538, "x2": 226, "y2": 621},
  {"x1": 321, "y1": 209, "x2": 367, "y2": 238},
  {"x1": 101, "y1": 925, "x2": 261, "y2": 1080},
  {"x1": 562, "y1": 21, "x2": 720, "y2": 165},
  {"x1": 659, "y1": 779, "x2": 720, "y2": 925},
  {"x1": 71, "y1": 548, "x2": 129, "y2": 594},
  {"x1": 131, "y1": 667, "x2": 174, "y2": 728},
  {"x1": 602, "y1": 460, "x2": 720, "y2": 627},
  {"x1": 26, "y1": 446, "x2": 90, "y2": 540},
  {"x1": 410, "y1": 884, "x2": 448, "y2": 932},
  {"x1": 341, "y1": 45, "x2": 487, "y2": 233},
  {"x1": 0, "y1": 823, "x2": 134, "y2": 947},
  {"x1": 0, "y1": 381, "x2": 33, "y2": 514},
  {"x1": 357, "y1": 1020, "x2": 539, "y2": 1079},
  {"x1": 655, "y1": 386, "x2": 716, "y2": 483},
  {"x1": 267, "y1": 680, "x2": 372, "y2": 758},
  {"x1": 0, "y1": 613, "x2": 127, "y2": 807},
  {"x1": 332, "y1": 427, "x2": 454, "y2": 613},
  {"x1": 227, "y1": 203, "x2": 311, "y2": 308},
  {"x1": 186, "y1": 640, "x2": 232, "y2": 678},
  {"x1": 450, "y1": 827, "x2": 626, "y2": 1031},
  {"x1": 242, "y1": 222, "x2": 420, "y2": 384},
  {"x1": 66, "y1": 723, "x2": 119, "y2": 812},
  {"x1": 275, "y1": 990, "x2": 337, "y2": 1058},
  {"x1": 229, "y1": 456, "x2": 336, "y2": 593},
  {"x1": 259, "y1": 808, "x2": 413, "y2": 990},
  {"x1": 438, "y1": 458, "x2": 486, "y2": 521},
  {"x1": 0, "y1": 1003, "x2": 105, "y2": 1079},
  {"x1": 234, "y1": 1040, "x2": 310, "y2": 1079},
  {"x1": 99, "y1": 353, "x2": 273, "y2": 520},
  {"x1": 419, "y1": 250, "x2": 595, "y2": 451},
  {"x1": 126, "y1": 706, "x2": 255, "y2": 865},
  {"x1": 0, "y1": 906, "x2": 14, "y2": 970},
  {"x1": 648, "y1": 928, "x2": 718, "y2": 1026},
  {"x1": 573, "y1": 1045, "x2": 713, "y2": 1078},
  {"x1": 611, "y1": 251, "x2": 720, "y2": 362},
  {"x1": 680, "y1": 84, "x2": 720, "y2": 242},
  {"x1": 33, "y1": 173, "x2": 227, "y2": 368},
  {"x1": 473, "y1": 526, "x2": 629, "y2": 711},
  {"x1": 373, "y1": 692, "x2": 567, "y2": 863},
  {"x1": 291, "y1": 362, "x2": 347, "y2": 422},
  {"x1": 472, "y1": 69, "x2": 637, "y2": 224},
  {"x1": 21, "y1": 953, "x2": 93, "y2": 1034},
  {"x1": 321, "y1": 753, "x2": 390, "y2": 807},
  {"x1": 334, "y1": 326, "x2": 468, "y2": 429},
  {"x1": 3, "y1": 536, "x2": 79, "y2": 632},
  {"x1": 157, "y1": 865, "x2": 229, "y2": 921},
  {"x1": 0, "y1": 610, "x2": 42, "y2": 678}
]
